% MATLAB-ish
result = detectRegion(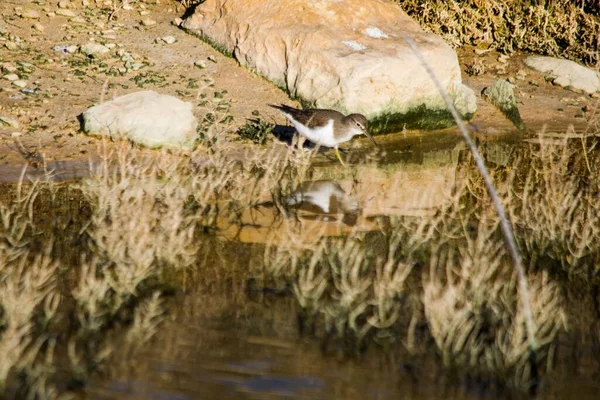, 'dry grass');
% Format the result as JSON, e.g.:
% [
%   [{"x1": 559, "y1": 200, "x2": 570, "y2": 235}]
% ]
[{"x1": 397, "y1": 0, "x2": 600, "y2": 65}]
